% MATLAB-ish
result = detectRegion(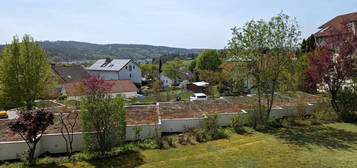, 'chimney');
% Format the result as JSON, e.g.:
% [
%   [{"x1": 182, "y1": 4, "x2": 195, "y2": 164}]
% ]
[{"x1": 105, "y1": 58, "x2": 112, "y2": 63}]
